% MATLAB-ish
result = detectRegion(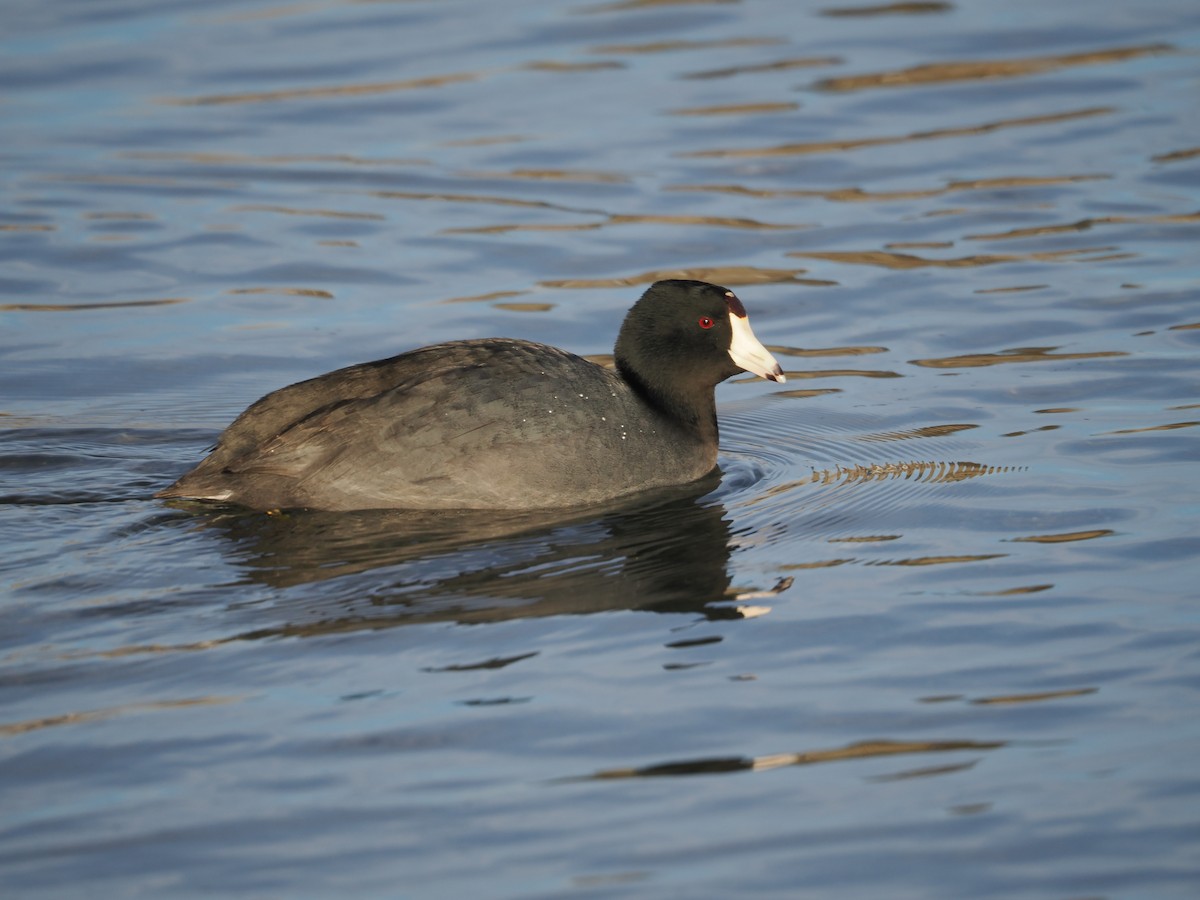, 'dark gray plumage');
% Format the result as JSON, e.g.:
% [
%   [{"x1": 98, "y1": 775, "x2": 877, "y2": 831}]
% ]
[{"x1": 156, "y1": 280, "x2": 784, "y2": 510}]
